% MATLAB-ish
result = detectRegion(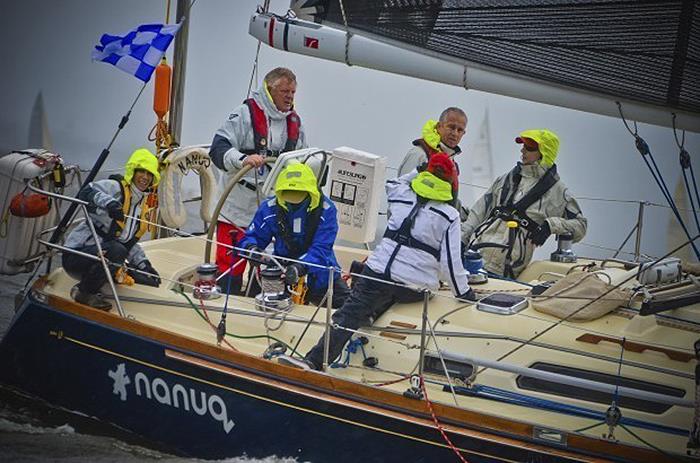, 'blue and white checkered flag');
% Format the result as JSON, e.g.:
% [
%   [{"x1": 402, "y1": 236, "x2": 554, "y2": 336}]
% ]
[{"x1": 92, "y1": 23, "x2": 181, "y2": 82}]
